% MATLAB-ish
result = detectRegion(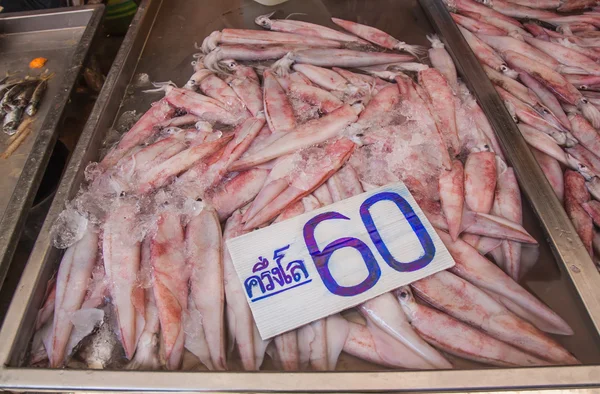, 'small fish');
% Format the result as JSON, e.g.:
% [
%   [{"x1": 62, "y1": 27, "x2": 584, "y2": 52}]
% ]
[
  {"x1": 25, "y1": 79, "x2": 47, "y2": 116},
  {"x1": 16, "y1": 83, "x2": 35, "y2": 108},
  {"x1": 0, "y1": 83, "x2": 23, "y2": 108},
  {"x1": 69, "y1": 305, "x2": 126, "y2": 370},
  {"x1": 0, "y1": 80, "x2": 21, "y2": 103},
  {"x1": 3, "y1": 106, "x2": 23, "y2": 135}
]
